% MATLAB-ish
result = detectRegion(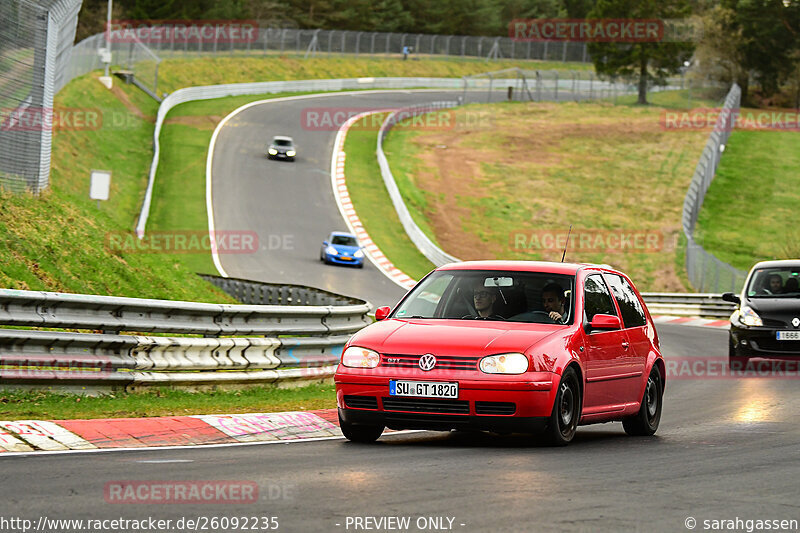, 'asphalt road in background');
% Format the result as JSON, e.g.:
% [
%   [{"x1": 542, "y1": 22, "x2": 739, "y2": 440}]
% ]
[
  {"x1": 3, "y1": 324, "x2": 799, "y2": 532},
  {"x1": 211, "y1": 89, "x2": 480, "y2": 307}
]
